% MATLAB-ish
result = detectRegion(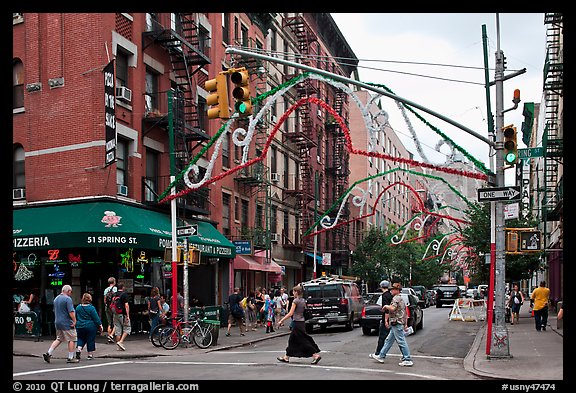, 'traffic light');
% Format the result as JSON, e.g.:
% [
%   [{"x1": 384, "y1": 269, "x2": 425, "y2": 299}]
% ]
[
  {"x1": 204, "y1": 73, "x2": 230, "y2": 120},
  {"x1": 503, "y1": 125, "x2": 518, "y2": 164},
  {"x1": 230, "y1": 67, "x2": 252, "y2": 117}
]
